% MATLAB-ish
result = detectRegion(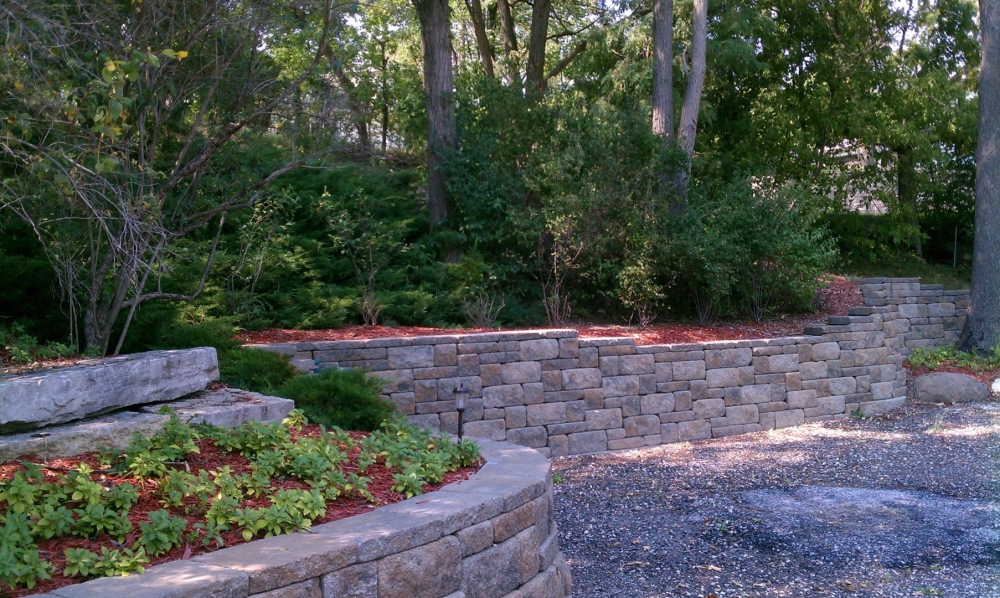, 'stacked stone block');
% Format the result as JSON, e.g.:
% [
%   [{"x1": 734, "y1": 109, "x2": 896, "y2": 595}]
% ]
[
  {"x1": 859, "y1": 277, "x2": 969, "y2": 352},
  {"x1": 253, "y1": 278, "x2": 966, "y2": 458}
]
